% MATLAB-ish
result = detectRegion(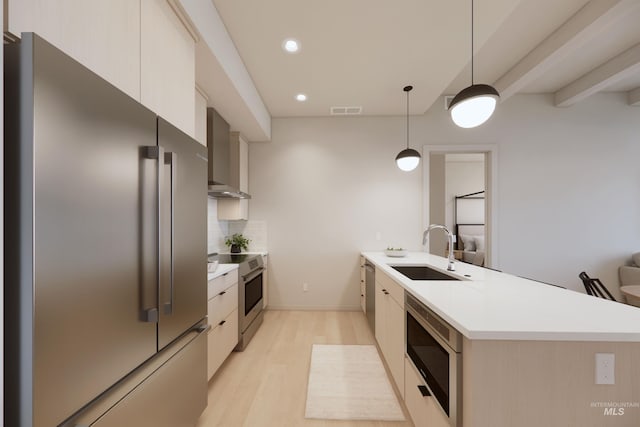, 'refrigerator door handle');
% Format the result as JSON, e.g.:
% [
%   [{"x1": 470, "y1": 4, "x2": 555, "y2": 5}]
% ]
[
  {"x1": 163, "y1": 151, "x2": 177, "y2": 315},
  {"x1": 142, "y1": 146, "x2": 164, "y2": 323}
]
